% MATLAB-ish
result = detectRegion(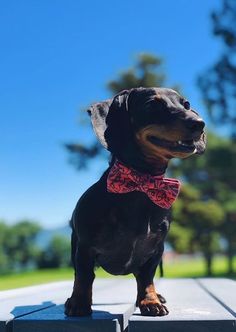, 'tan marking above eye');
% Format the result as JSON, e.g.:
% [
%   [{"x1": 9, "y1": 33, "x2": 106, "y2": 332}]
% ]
[{"x1": 155, "y1": 94, "x2": 162, "y2": 100}]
